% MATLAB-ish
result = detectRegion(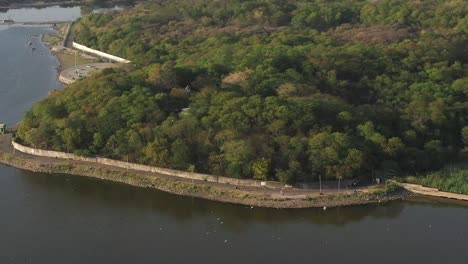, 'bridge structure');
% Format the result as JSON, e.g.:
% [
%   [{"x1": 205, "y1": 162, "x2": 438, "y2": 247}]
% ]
[{"x1": 0, "y1": 20, "x2": 74, "y2": 25}]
